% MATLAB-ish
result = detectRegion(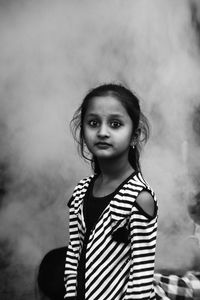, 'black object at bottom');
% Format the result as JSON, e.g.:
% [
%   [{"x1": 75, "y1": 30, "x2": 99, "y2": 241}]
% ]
[{"x1": 37, "y1": 247, "x2": 67, "y2": 300}]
